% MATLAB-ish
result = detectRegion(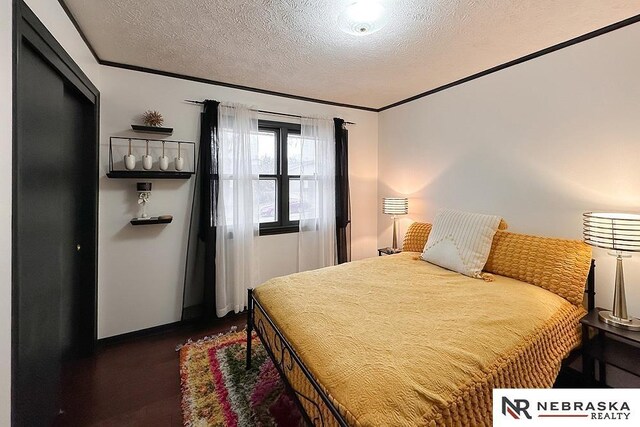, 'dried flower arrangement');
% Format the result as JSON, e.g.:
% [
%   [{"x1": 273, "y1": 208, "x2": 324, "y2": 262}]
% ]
[{"x1": 142, "y1": 110, "x2": 164, "y2": 127}]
